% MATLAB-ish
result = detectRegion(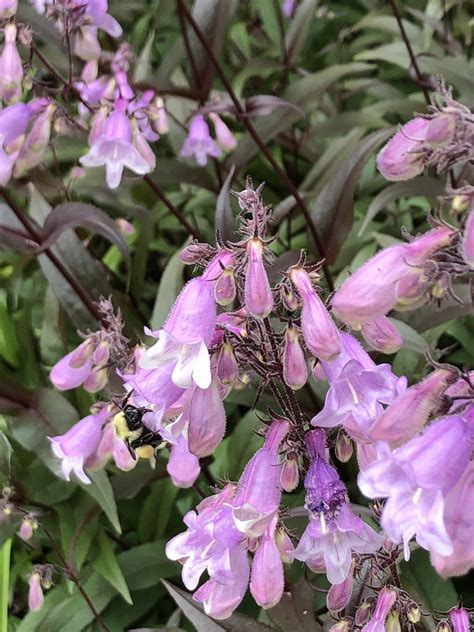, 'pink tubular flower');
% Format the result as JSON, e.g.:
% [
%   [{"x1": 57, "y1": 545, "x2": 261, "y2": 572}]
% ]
[
  {"x1": 282, "y1": 326, "x2": 308, "y2": 390},
  {"x1": 449, "y1": 608, "x2": 470, "y2": 632},
  {"x1": 430, "y1": 460, "x2": 474, "y2": 578},
  {"x1": 369, "y1": 368, "x2": 454, "y2": 447},
  {"x1": 50, "y1": 337, "x2": 109, "y2": 393},
  {"x1": 244, "y1": 238, "x2": 273, "y2": 319},
  {"x1": 0, "y1": 0, "x2": 17, "y2": 18},
  {"x1": 167, "y1": 434, "x2": 200, "y2": 488},
  {"x1": 28, "y1": 572, "x2": 44, "y2": 612},
  {"x1": 327, "y1": 562, "x2": 354, "y2": 612},
  {"x1": 249, "y1": 516, "x2": 284, "y2": 610},
  {"x1": 377, "y1": 117, "x2": 433, "y2": 181},
  {"x1": 180, "y1": 115, "x2": 221, "y2": 166},
  {"x1": 73, "y1": 0, "x2": 122, "y2": 60},
  {"x1": 49, "y1": 407, "x2": 109, "y2": 484},
  {"x1": 13, "y1": 103, "x2": 56, "y2": 178},
  {"x1": 361, "y1": 587, "x2": 397, "y2": 632},
  {"x1": 461, "y1": 209, "x2": 474, "y2": 268},
  {"x1": 80, "y1": 99, "x2": 152, "y2": 189},
  {"x1": 209, "y1": 113, "x2": 237, "y2": 151},
  {"x1": 358, "y1": 414, "x2": 473, "y2": 559},
  {"x1": 331, "y1": 226, "x2": 454, "y2": 340},
  {"x1": 293, "y1": 430, "x2": 382, "y2": 584},
  {"x1": 360, "y1": 316, "x2": 403, "y2": 354},
  {"x1": 0, "y1": 24, "x2": 23, "y2": 104},
  {"x1": 188, "y1": 377, "x2": 226, "y2": 457},
  {"x1": 311, "y1": 333, "x2": 405, "y2": 445},
  {"x1": 0, "y1": 102, "x2": 32, "y2": 185},
  {"x1": 290, "y1": 266, "x2": 341, "y2": 361}
]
